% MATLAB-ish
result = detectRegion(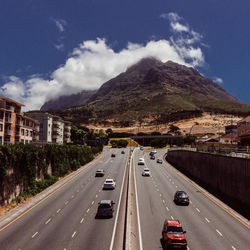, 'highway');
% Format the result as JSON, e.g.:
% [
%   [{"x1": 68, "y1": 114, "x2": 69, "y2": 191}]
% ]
[
  {"x1": 134, "y1": 148, "x2": 250, "y2": 250},
  {"x1": 0, "y1": 148, "x2": 129, "y2": 250},
  {"x1": 0, "y1": 147, "x2": 249, "y2": 250}
]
